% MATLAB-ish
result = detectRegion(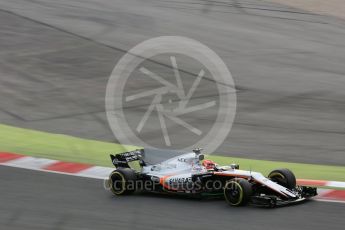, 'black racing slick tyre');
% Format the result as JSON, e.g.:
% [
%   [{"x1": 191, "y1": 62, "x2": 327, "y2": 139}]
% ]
[
  {"x1": 109, "y1": 168, "x2": 137, "y2": 195},
  {"x1": 224, "y1": 179, "x2": 252, "y2": 206},
  {"x1": 268, "y1": 168, "x2": 296, "y2": 190}
]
